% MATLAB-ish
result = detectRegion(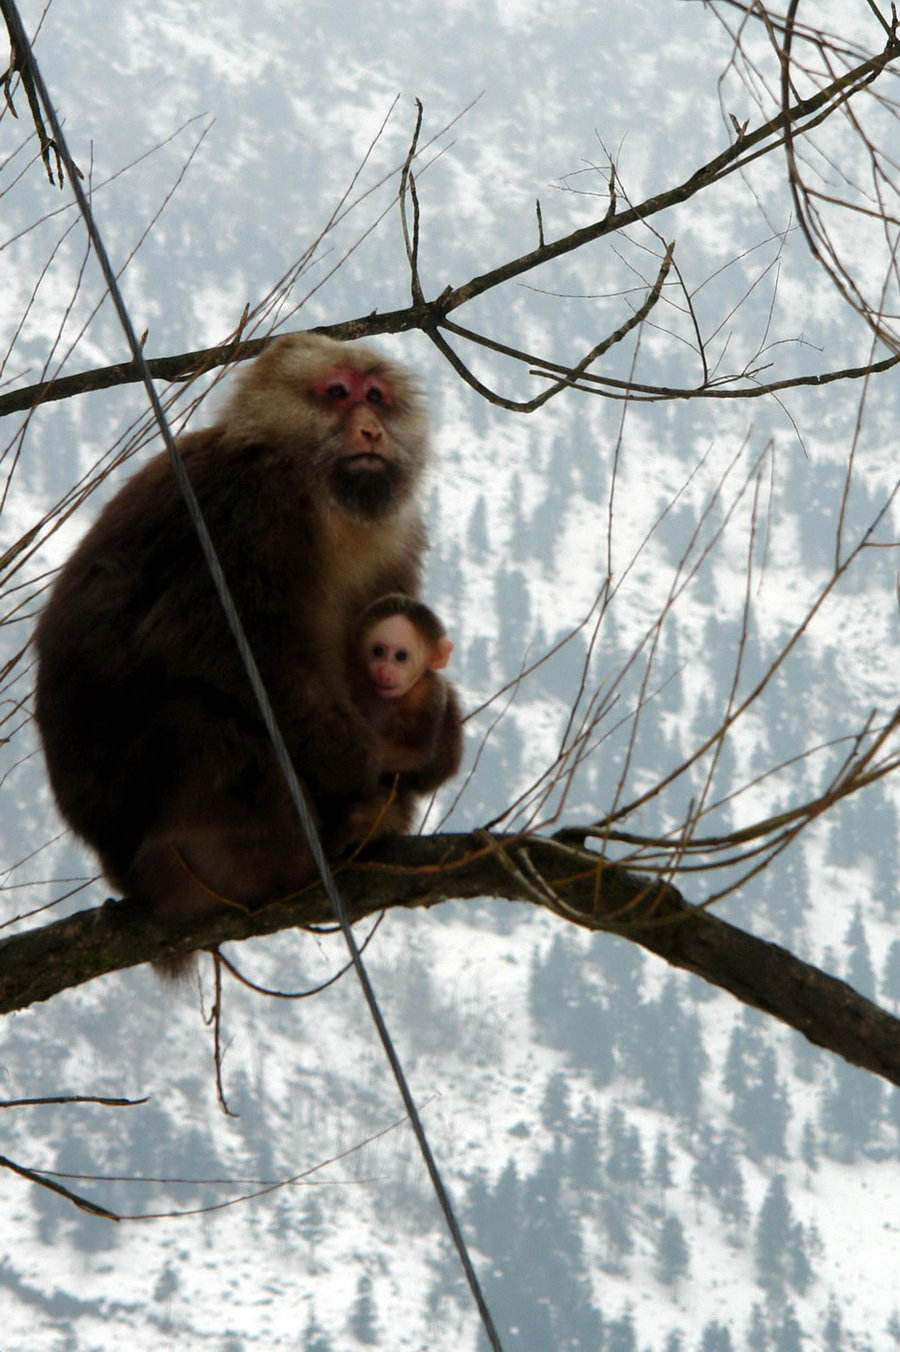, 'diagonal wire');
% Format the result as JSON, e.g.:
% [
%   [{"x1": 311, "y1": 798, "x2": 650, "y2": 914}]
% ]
[{"x1": 0, "y1": 5, "x2": 503, "y2": 1346}]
